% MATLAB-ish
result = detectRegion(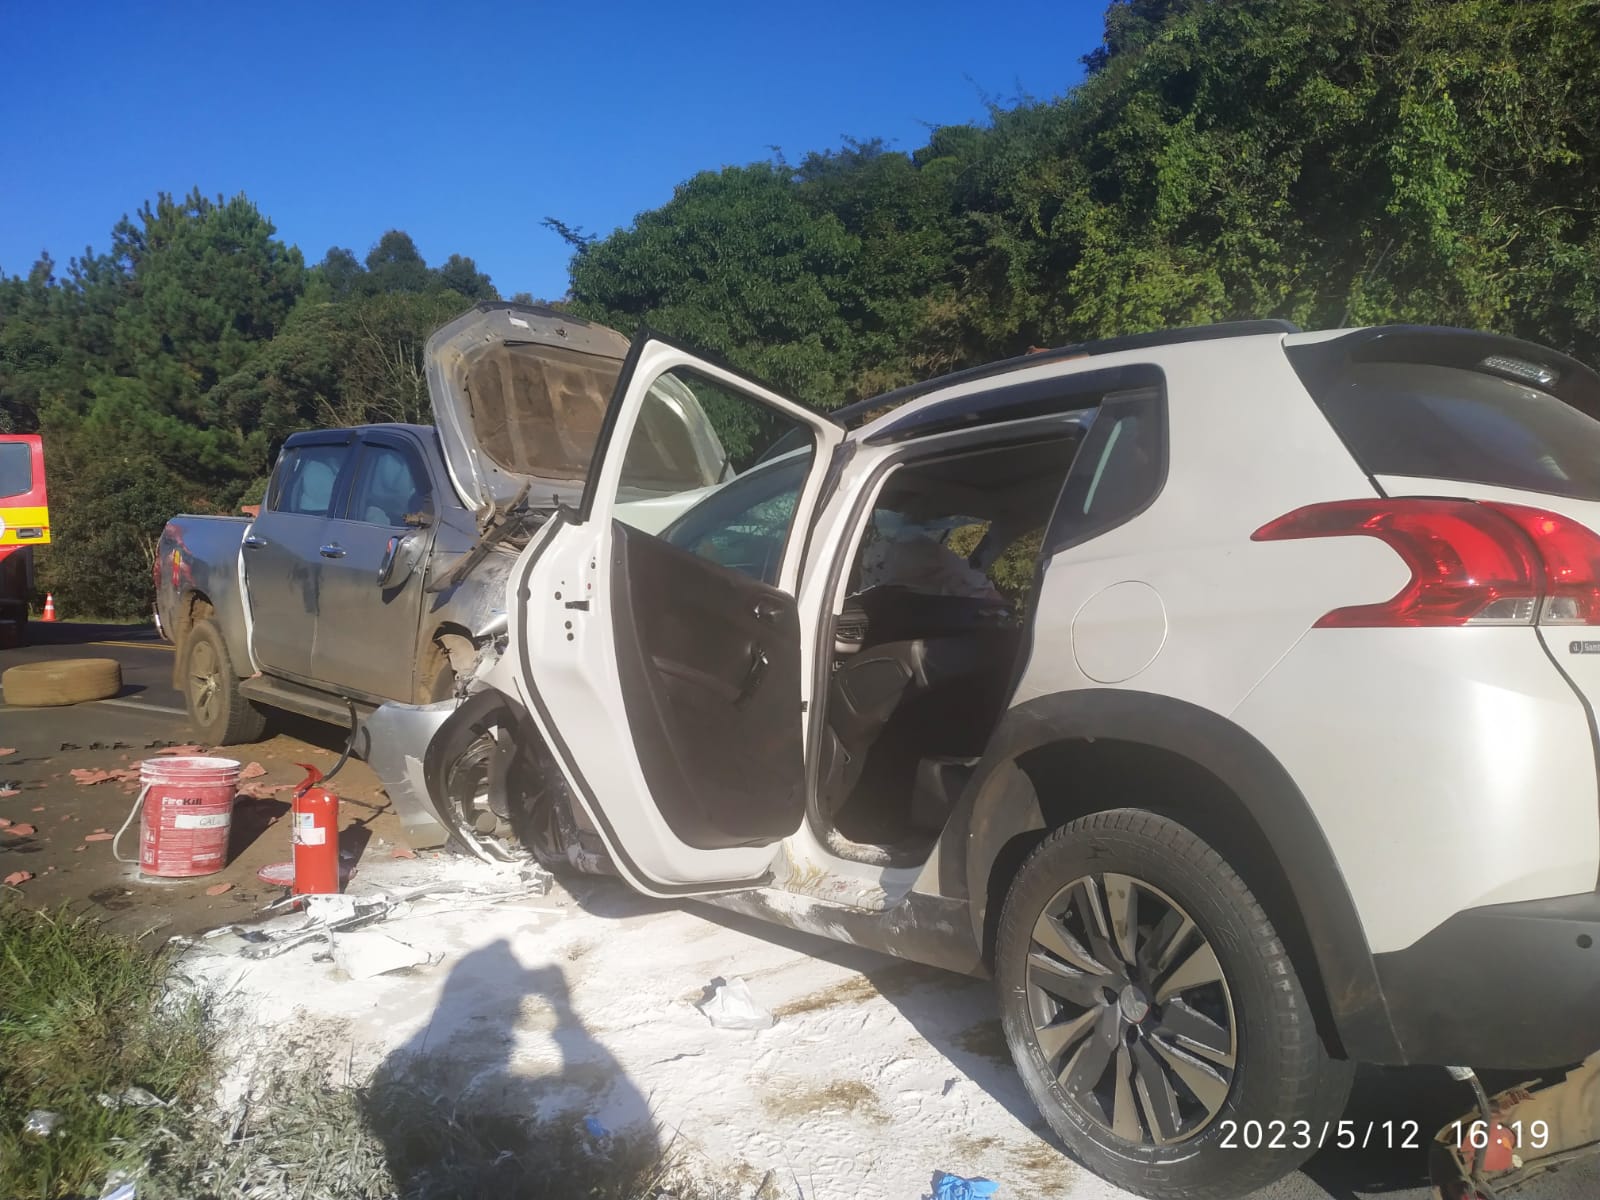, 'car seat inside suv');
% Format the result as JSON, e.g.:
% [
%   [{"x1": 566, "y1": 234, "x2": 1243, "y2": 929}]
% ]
[{"x1": 818, "y1": 434, "x2": 1081, "y2": 862}]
